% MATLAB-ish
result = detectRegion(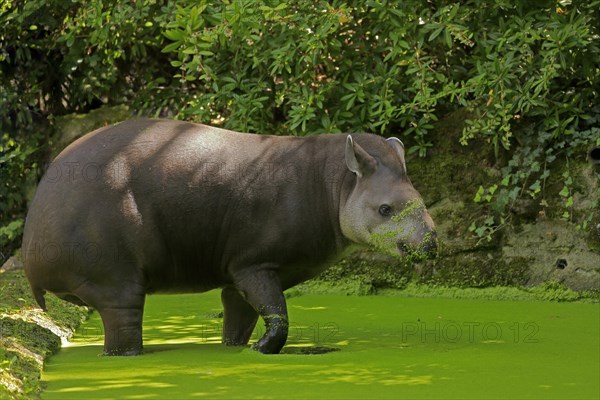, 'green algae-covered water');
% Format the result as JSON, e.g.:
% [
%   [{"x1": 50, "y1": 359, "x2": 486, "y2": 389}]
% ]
[{"x1": 42, "y1": 292, "x2": 599, "y2": 399}]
